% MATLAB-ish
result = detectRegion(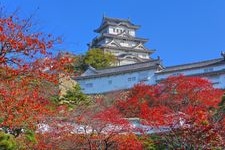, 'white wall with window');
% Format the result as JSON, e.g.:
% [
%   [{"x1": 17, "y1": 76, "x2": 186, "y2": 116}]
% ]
[
  {"x1": 77, "y1": 69, "x2": 156, "y2": 94},
  {"x1": 157, "y1": 64, "x2": 225, "y2": 81}
]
